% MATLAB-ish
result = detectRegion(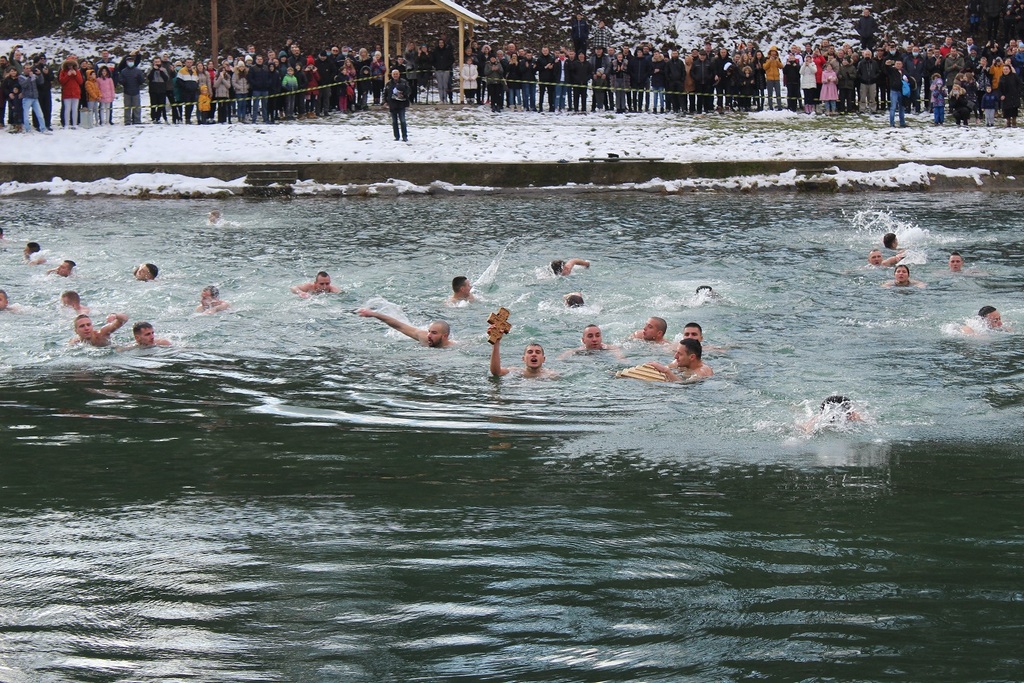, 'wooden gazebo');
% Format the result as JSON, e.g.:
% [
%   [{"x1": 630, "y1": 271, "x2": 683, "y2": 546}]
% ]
[{"x1": 369, "y1": 0, "x2": 488, "y2": 103}]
